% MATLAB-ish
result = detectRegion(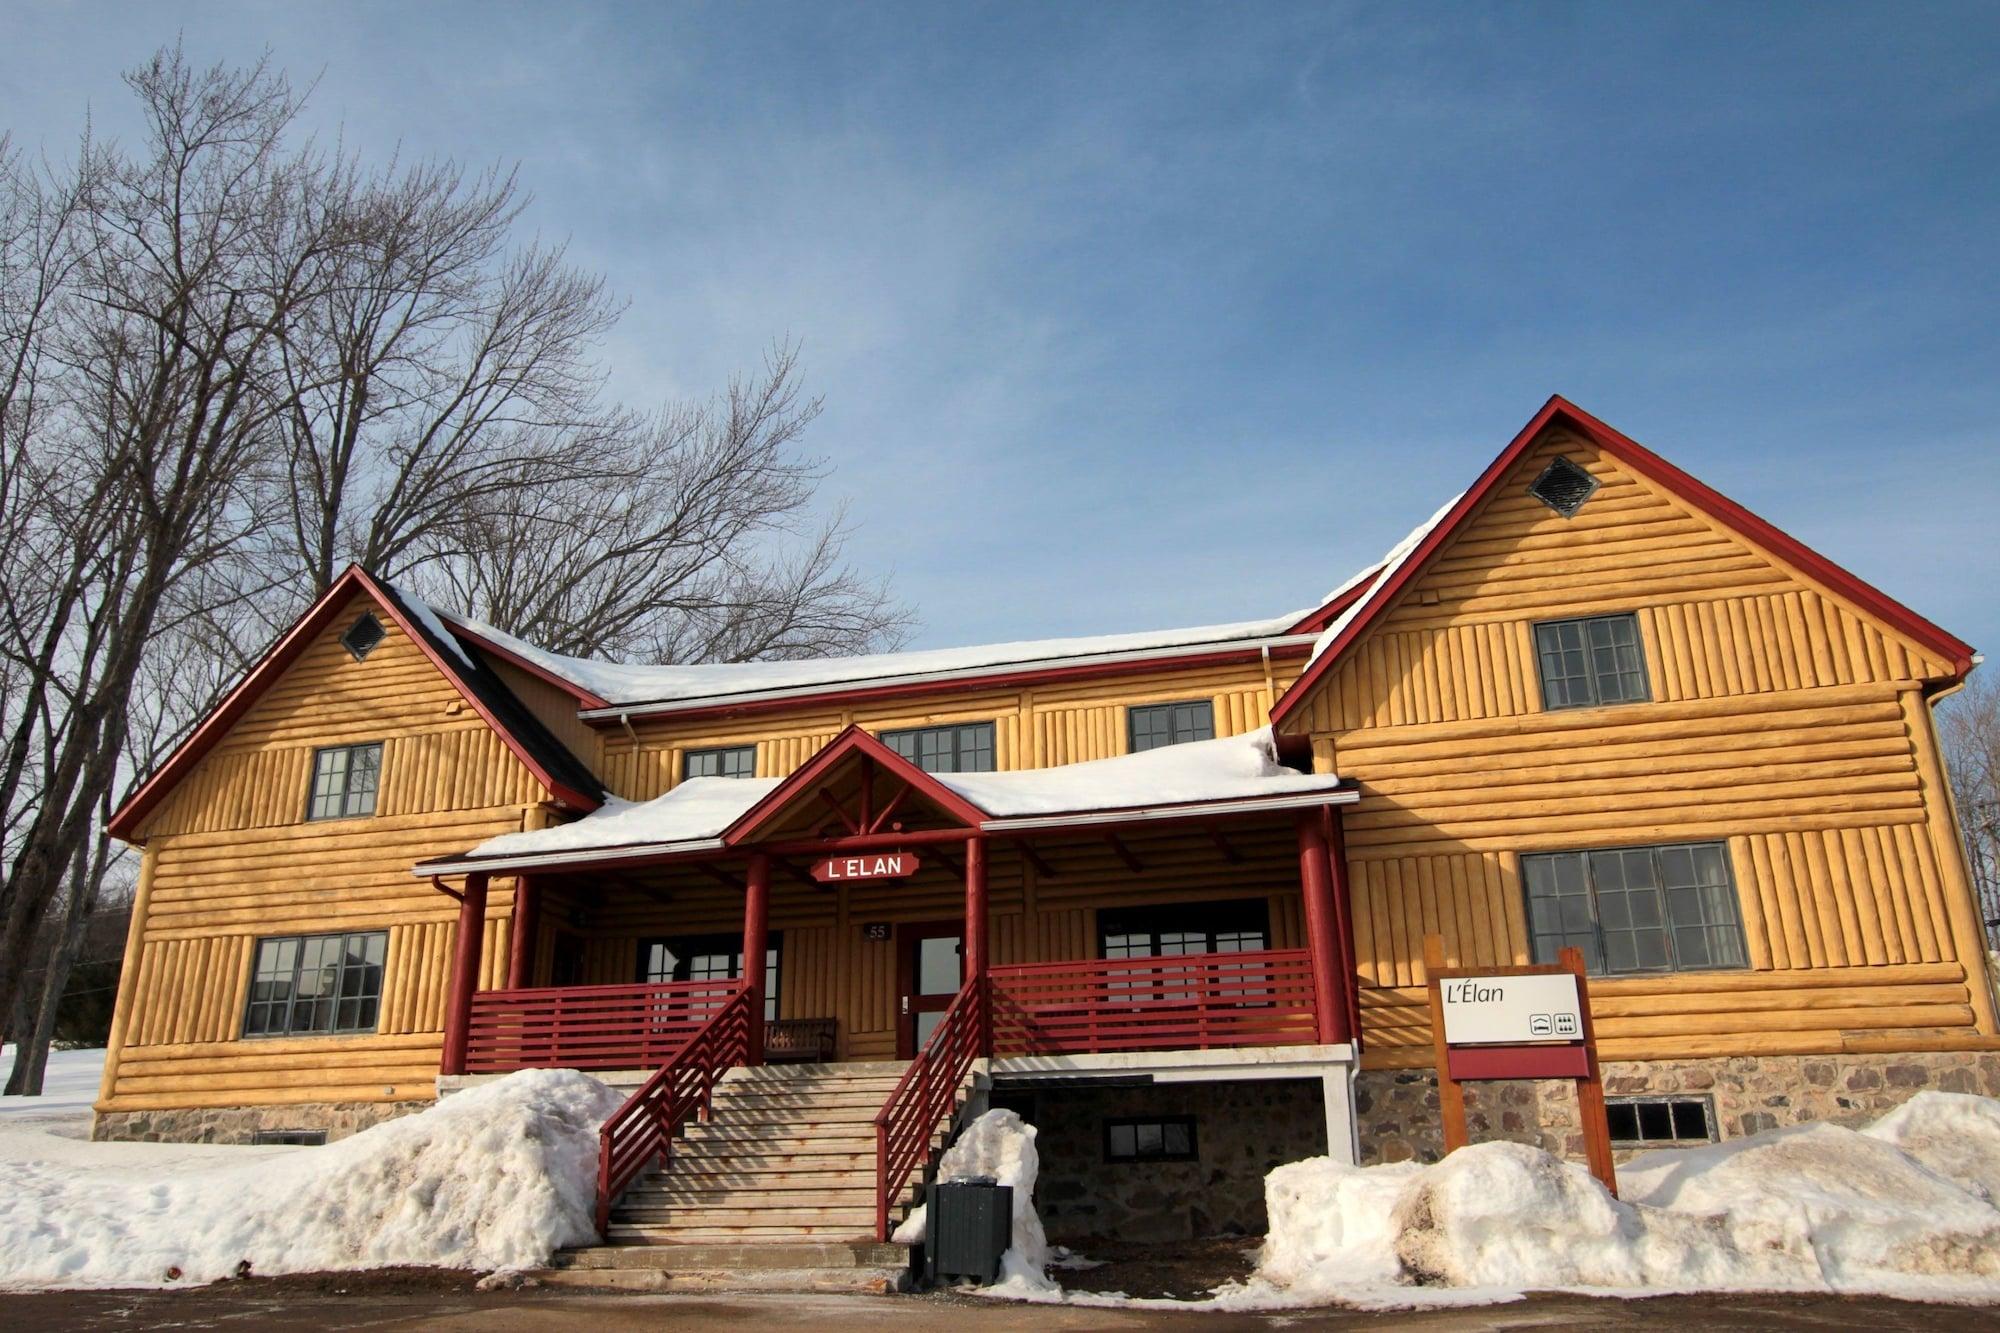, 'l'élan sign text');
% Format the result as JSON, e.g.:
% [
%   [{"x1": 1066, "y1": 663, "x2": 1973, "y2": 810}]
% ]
[
  {"x1": 811, "y1": 851, "x2": 921, "y2": 884},
  {"x1": 1437, "y1": 972, "x2": 1584, "y2": 1045}
]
